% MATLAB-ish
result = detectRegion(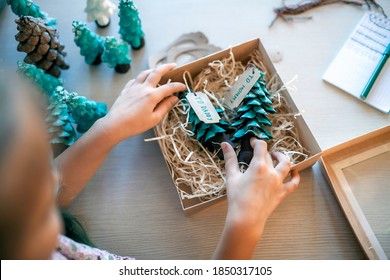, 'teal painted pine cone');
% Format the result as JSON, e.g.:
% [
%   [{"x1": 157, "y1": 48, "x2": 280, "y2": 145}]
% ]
[
  {"x1": 1, "y1": 0, "x2": 6, "y2": 10},
  {"x1": 6, "y1": 0, "x2": 56, "y2": 25},
  {"x1": 72, "y1": 21, "x2": 104, "y2": 65},
  {"x1": 118, "y1": 0, "x2": 145, "y2": 50},
  {"x1": 46, "y1": 93, "x2": 77, "y2": 147},
  {"x1": 231, "y1": 71, "x2": 275, "y2": 165},
  {"x1": 17, "y1": 61, "x2": 63, "y2": 96},
  {"x1": 183, "y1": 96, "x2": 234, "y2": 160},
  {"x1": 102, "y1": 36, "x2": 131, "y2": 73},
  {"x1": 54, "y1": 86, "x2": 107, "y2": 133}
]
